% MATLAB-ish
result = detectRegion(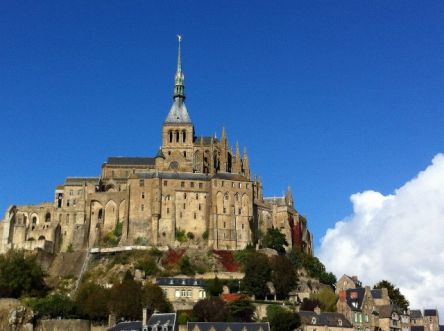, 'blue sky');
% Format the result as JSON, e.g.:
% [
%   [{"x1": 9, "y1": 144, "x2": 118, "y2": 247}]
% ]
[{"x1": 1, "y1": 1, "x2": 443, "y2": 249}]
